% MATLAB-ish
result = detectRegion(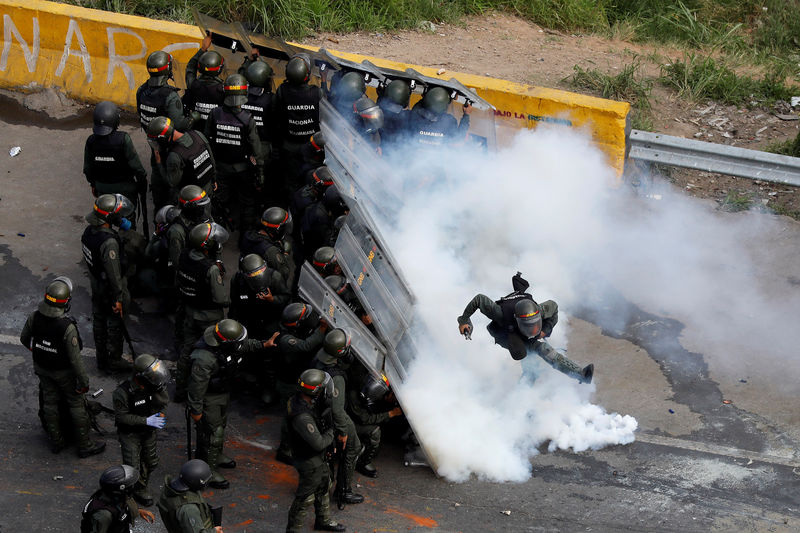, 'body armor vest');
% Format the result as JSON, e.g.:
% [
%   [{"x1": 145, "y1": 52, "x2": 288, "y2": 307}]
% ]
[
  {"x1": 287, "y1": 394, "x2": 333, "y2": 461},
  {"x1": 239, "y1": 231, "x2": 281, "y2": 263},
  {"x1": 185, "y1": 80, "x2": 224, "y2": 125},
  {"x1": 496, "y1": 292, "x2": 534, "y2": 333},
  {"x1": 85, "y1": 131, "x2": 132, "y2": 184},
  {"x1": 136, "y1": 83, "x2": 177, "y2": 131},
  {"x1": 30, "y1": 311, "x2": 80, "y2": 370},
  {"x1": 117, "y1": 380, "x2": 158, "y2": 434},
  {"x1": 291, "y1": 186, "x2": 318, "y2": 219},
  {"x1": 169, "y1": 130, "x2": 215, "y2": 188},
  {"x1": 157, "y1": 482, "x2": 212, "y2": 533},
  {"x1": 409, "y1": 107, "x2": 458, "y2": 147},
  {"x1": 210, "y1": 107, "x2": 251, "y2": 164},
  {"x1": 82, "y1": 226, "x2": 124, "y2": 280},
  {"x1": 81, "y1": 490, "x2": 131, "y2": 533},
  {"x1": 276, "y1": 83, "x2": 320, "y2": 144},
  {"x1": 242, "y1": 88, "x2": 273, "y2": 140},
  {"x1": 192, "y1": 341, "x2": 243, "y2": 394},
  {"x1": 176, "y1": 251, "x2": 217, "y2": 309}
]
